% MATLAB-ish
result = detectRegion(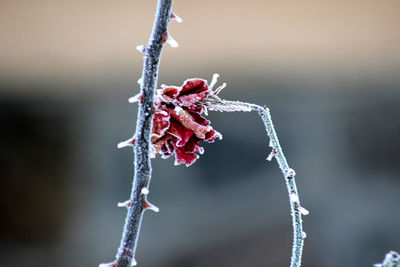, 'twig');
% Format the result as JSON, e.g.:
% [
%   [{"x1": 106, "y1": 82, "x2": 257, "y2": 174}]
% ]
[
  {"x1": 203, "y1": 97, "x2": 307, "y2": 267},
  {"x1": 100, "y1": 1, "x2": 174, "y2": 266}
]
